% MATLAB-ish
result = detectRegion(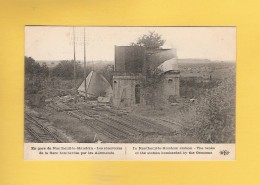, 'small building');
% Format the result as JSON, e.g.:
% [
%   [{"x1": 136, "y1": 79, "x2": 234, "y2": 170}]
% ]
[
  {"x1": 112, "y1": 46, "x2": 180, "y2": 107},
  {"x1": 113, "y1": 46, "x2": 146, "y2": 107}
]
